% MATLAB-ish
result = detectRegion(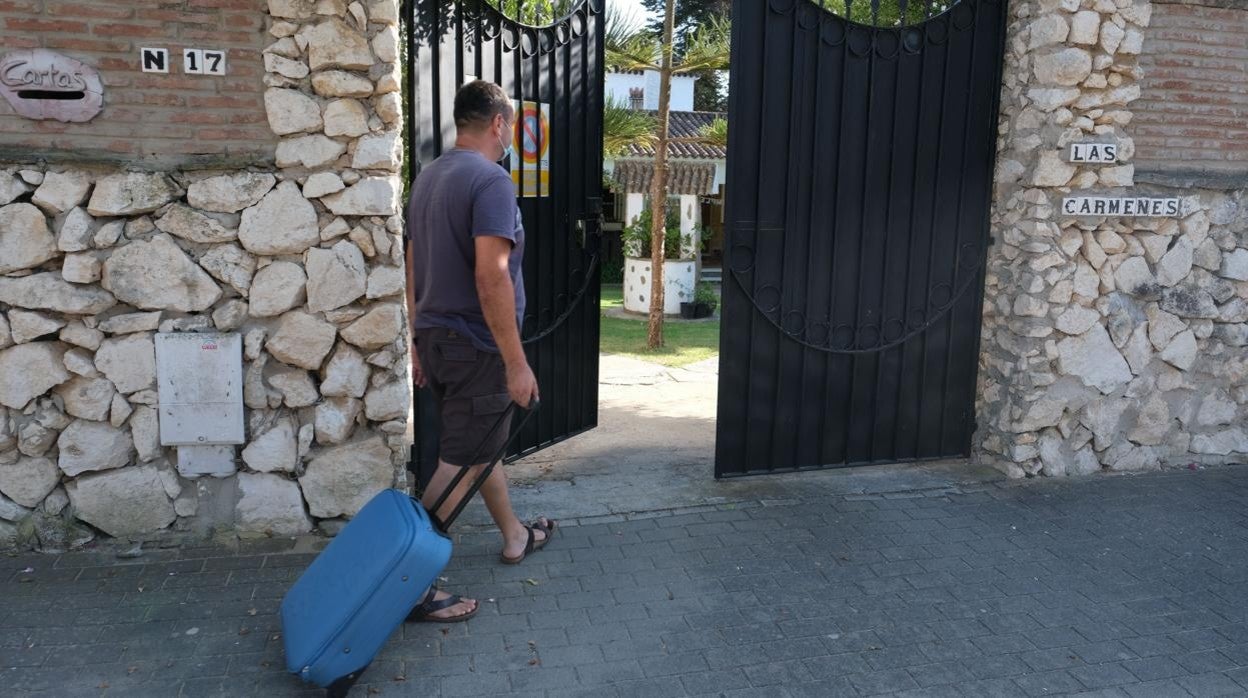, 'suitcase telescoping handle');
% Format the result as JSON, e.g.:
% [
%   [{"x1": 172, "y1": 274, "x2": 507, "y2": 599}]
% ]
[{"x1": 427, "y1": 399, "x2": 539, "y2": 532}]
